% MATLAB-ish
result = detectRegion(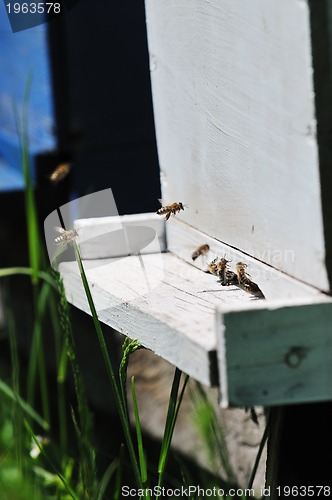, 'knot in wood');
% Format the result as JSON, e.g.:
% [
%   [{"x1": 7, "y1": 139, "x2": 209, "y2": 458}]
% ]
[{"x1": 284, "y1": 346, "x2": 308, "y2": 369}]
